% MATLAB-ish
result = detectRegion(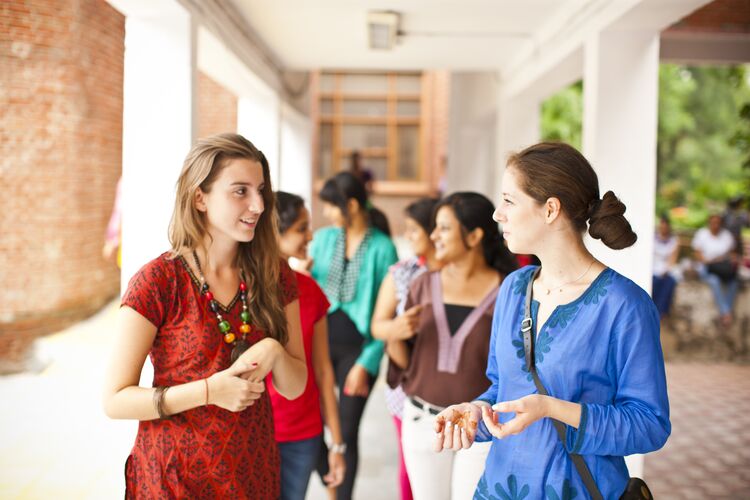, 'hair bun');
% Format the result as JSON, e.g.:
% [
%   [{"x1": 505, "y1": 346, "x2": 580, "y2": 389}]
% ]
[{"x1": 588, "y1": 191, "x2": 637, "y2": 249}]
